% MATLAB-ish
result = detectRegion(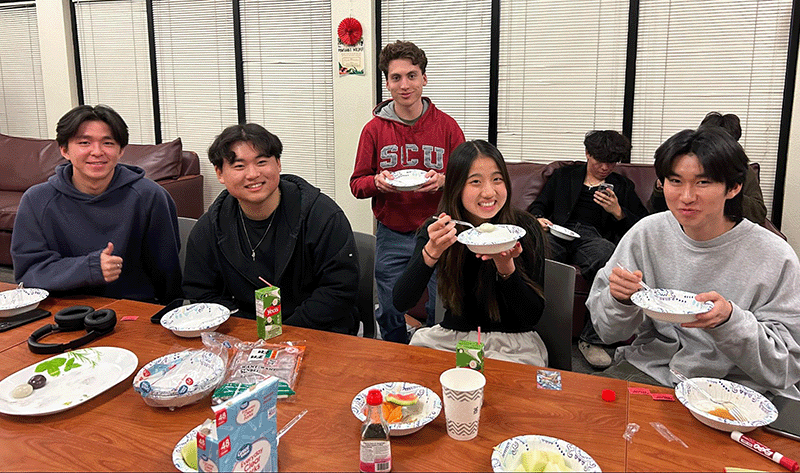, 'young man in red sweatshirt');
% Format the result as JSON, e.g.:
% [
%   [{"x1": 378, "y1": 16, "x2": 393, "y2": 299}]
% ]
[{"x1": 350, "y1": 41, "x2": 464, "y2": 342}]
